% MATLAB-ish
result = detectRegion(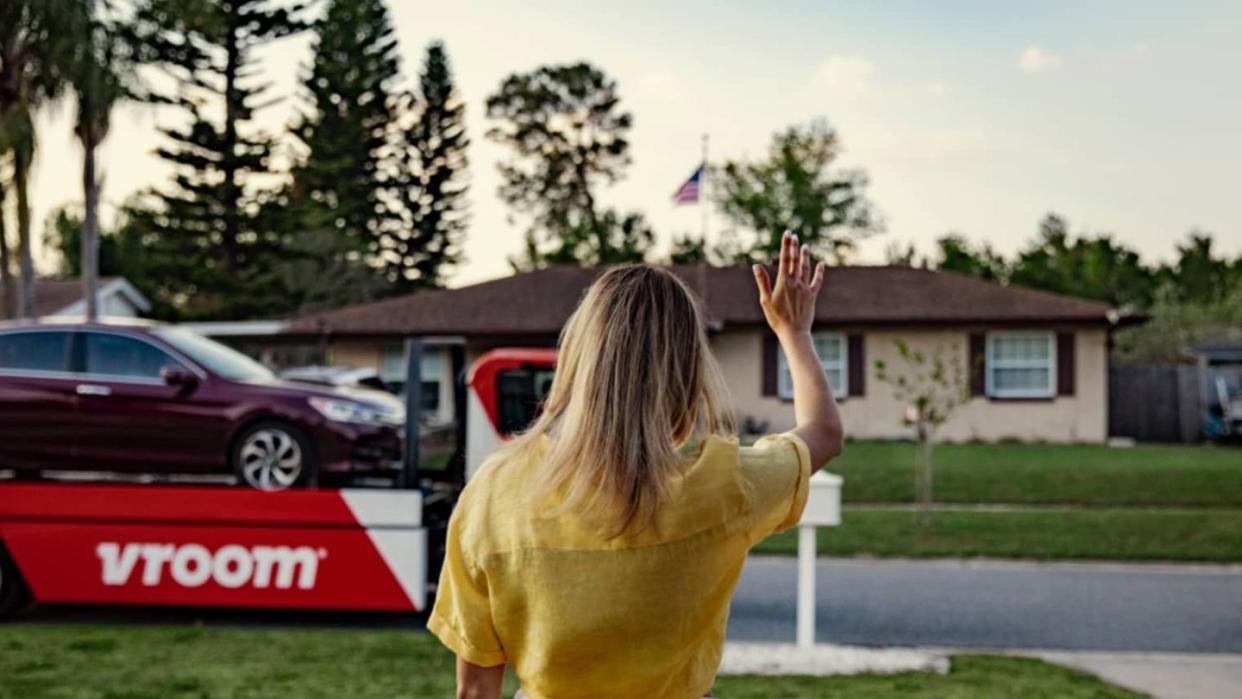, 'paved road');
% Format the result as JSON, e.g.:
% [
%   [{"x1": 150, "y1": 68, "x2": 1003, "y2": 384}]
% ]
[
  {"x1": 17, "y1": 556, "x2": 1242, "y2": 655},
  {"x1": 727, "y1": 557, "x2": 1242, "y2": 653}
]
